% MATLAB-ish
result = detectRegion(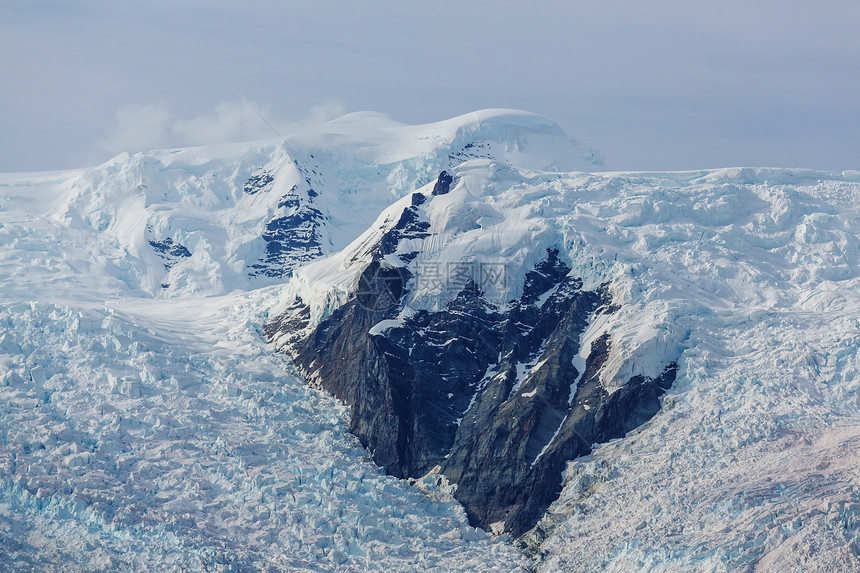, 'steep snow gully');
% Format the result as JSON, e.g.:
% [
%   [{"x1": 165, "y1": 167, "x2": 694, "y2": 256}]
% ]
[{"x1": 2, "y1": 110, "x2": 860, "y2": 572}]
